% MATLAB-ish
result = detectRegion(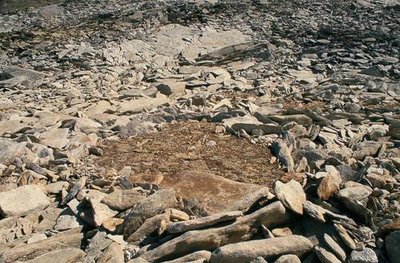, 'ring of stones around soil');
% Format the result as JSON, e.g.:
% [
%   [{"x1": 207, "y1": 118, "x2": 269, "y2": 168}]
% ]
[{"x1": 0, "y1": 0, "x2": 399, "y2": 262}]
